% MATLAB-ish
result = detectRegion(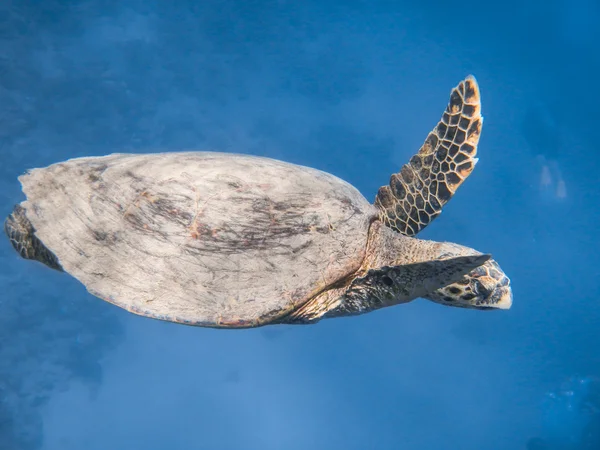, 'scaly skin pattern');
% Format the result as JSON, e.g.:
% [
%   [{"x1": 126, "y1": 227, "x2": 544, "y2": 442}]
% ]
[
  {"x1": 4, "y1": 205, "x2": 63, "y2": 271},
  {"x1": 280, "y1": 222, "x2": 511, "y2": 324},
  {"x1": 375, "y1": 76, "x2": 482, "y2": 237}
]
